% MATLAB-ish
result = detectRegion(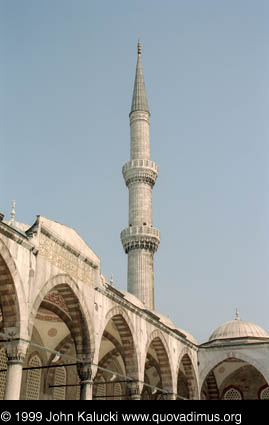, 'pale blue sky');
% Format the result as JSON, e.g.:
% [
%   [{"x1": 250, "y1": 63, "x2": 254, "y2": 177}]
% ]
[{"x1": 1, "y1": 0, "x2": 269, "y2": 343}]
